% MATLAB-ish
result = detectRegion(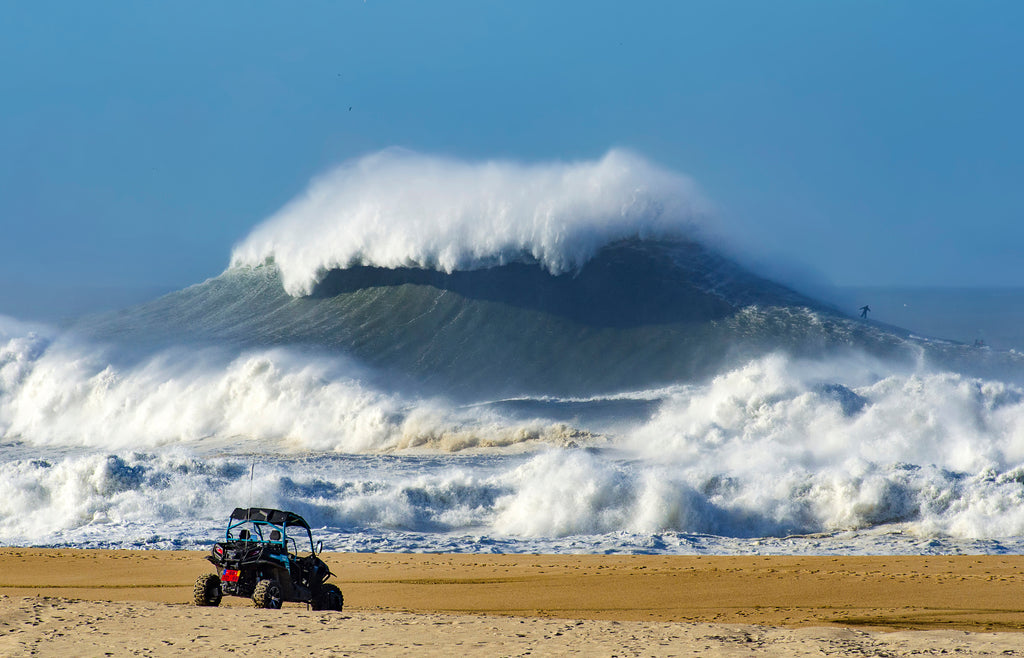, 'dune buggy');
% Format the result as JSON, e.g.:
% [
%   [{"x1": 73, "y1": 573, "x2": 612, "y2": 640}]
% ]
[{"x1": 193, "y1": 507, "x2": 343, "y2": 610}]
